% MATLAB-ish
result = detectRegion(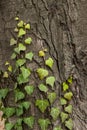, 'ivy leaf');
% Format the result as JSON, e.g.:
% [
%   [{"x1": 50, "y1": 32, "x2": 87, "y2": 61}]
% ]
[
  {"x1": 60, "y1": 112, "x2": 68, "y2": 123},
  {"x1": 5, "y1": 123, "x2": 14, "y2": 130},
  {"x1": 15, "y1": 89, "x2": 25, "y2": 102},
  {"x1": 15, "y1": 17, "x2": 19, "y2": 21},
  {"x1": 46, "y1": 76, "x2": 55, "y2": 88},
  {"x1": 17, "y1": 20, "x2": 24, "y2": 28},
  {"x1": 10, "y1": 38, "x2": 17, "y2": 46},
  {"x1": 64, "y1": 105, "x2": 73, "y2": 114},
  {"x1": 14, "y1": 27, "x2": 19, "y2": 32},
  {"x1": 35, "y1": 99, "x2": 49, "y2": 113},
  {"x1": 21, "y1": 101, "x2": 31, "y2": 110},
  {"x1": 39, "y1": 50, "x2": 45, "y2": 57},
  {"x1": 53, "y1": 126, "x2": 63, "y2": 130},
  {"x1": 60, "y1": 98, "x2": 67, "y2": 105},
  {"x1": 20, "y1": 66, "x2": 31, "y2": 79},
  {"x1": 18, "y1": 43, "x2": 26, "y2": 51},
  {"x1": 14, "y1": 119, "x2": 23, "y2": 130},
  {"x1": 18, "y1": 28, "x2": 26, "y2": 37},
  {"x1": 47, "y1": 92, "x2": 57, "y2": 104},
  {"x1": 62, "y1": 82, "x2": 69, "y2": 92},
  {"x1": 37, "y1": 68, "x2": 48, "y2": 80},
  {"x1": 67, "y1": 76, "x2": 73, "y2": 84},
  {"x1": 25, "y1": 24, "x2": 30, "y2": 30},
  {"x1": 25, "y1": 37, "x2": 32, "y2": 44},
  {"x1": 16, "y1": 59, "x2": 26, "y2": 67},
  {"x1": 65, "y1": 118, "x2": 73, "y2": 130},
  {"x1": 38, "y1": 118, "x2": 50, "y2": 130},
  {"x1": 0, "y1": 88, "x2": 9, "y2": 99},
  {"x1": 15, "y1": 125, "x2": 22, "y2": 130},
  {"x1": 25, "y1": 52, "x2": 34, "y2": 61},
  {"x1": 45, "y1": 58, "x2": 54, "y2": 69},
  {"x1": 16, "y1": 105, "x2": 23, "y2": 116},
  {"x1": 17, "y1": 74, "x2": 29, "y2": 84},
  {"x1": 14, "y1": 47, "x2": 20, "y2": 54},
  {"x1": 38, "y1": 84, "x2": 48, "y2": 92},
  {"x1": 24, "y1": 85, "x2": 34, "y2": 95},
  {"x1": 11, "y1": 53, "x2": 16, "y2": 59},
  {"x1": 64, "y1": 92, "x2": 73, "y2": 100},
  {"x1": 5, "y1": 61, "x2": 10, "y2": 65},
  {"x1": 4, "y1": 107, "x2": 15, "y2": 118},
  {"x1": 50, "y1": 107, "x2": 60, "y2": 120},
  {"x1": 23, "y1": 116, "x2": 35, "y2": 128},
  {"x1": 8, "y1": 65, "x2": 12, "y2": 72}
]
